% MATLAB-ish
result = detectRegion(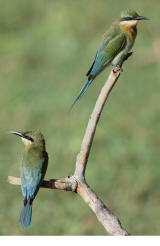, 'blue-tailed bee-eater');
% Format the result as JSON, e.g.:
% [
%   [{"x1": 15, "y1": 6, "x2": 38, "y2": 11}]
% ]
[
  {"x1": 9, "y1": 130, "x2": 48, "y2": 228},
  {"x1": 71, "y1": 10, "x2": 150, "y2": 109}
]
